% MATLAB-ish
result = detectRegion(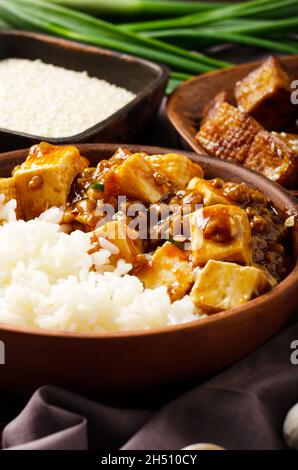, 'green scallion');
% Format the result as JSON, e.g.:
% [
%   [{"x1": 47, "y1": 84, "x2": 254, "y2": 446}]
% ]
[
  {"x1": 89, "y1": 182, "x2": 105, "y2": 192},
  {"x1": 1, "y1": 0, "x2": 298, "y2": 94},
  {"x1": 47, "y1": 0, "x2": 231, "y2": 17},
  {"x1": 168, "y1": 236, "x2": 185, "y2": 250}
]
